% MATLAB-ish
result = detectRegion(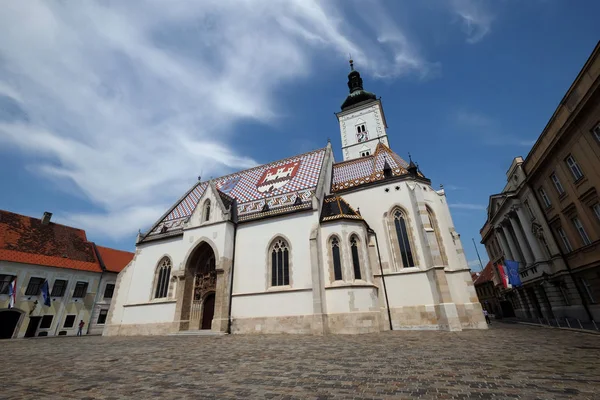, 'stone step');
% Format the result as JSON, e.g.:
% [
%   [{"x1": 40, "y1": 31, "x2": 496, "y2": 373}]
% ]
[{"x1": 168, "y1": 330, "x2": 227, "y2": 336}]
